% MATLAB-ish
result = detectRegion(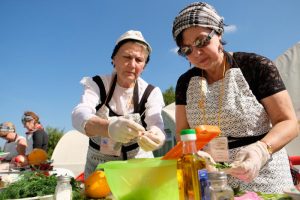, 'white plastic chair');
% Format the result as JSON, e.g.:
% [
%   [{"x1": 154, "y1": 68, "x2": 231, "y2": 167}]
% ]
[{"x1": 51, "y1": 130, "x2": 89, "y2": 177}]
